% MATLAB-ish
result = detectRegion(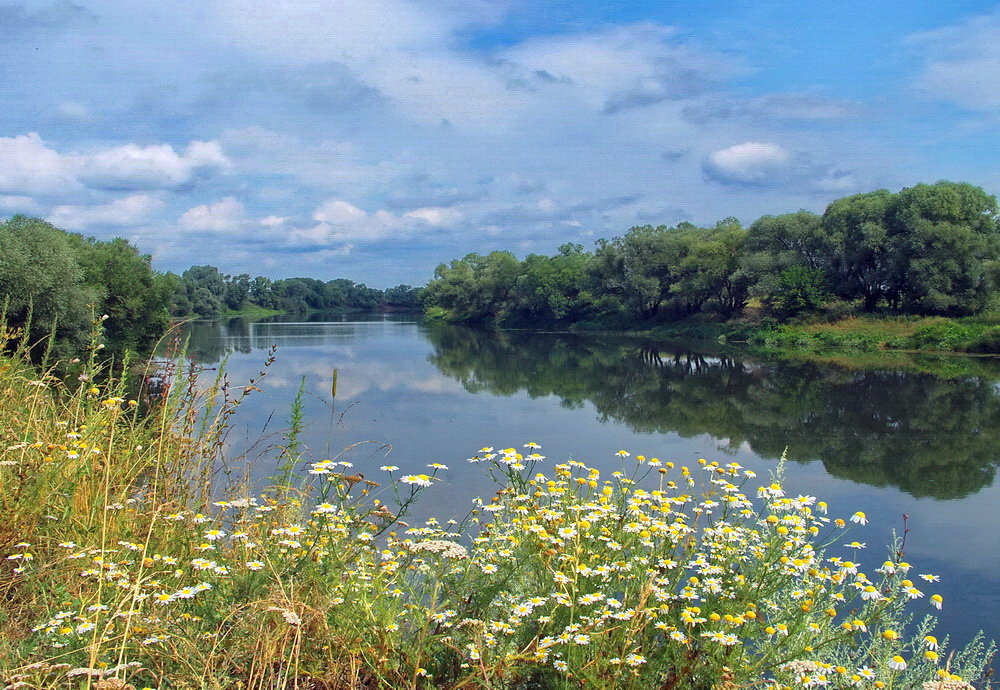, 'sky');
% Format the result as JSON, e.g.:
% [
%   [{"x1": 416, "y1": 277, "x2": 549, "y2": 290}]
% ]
[{"x1": 2, "y1": 0, "x2": 1000, "y2": 287}]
